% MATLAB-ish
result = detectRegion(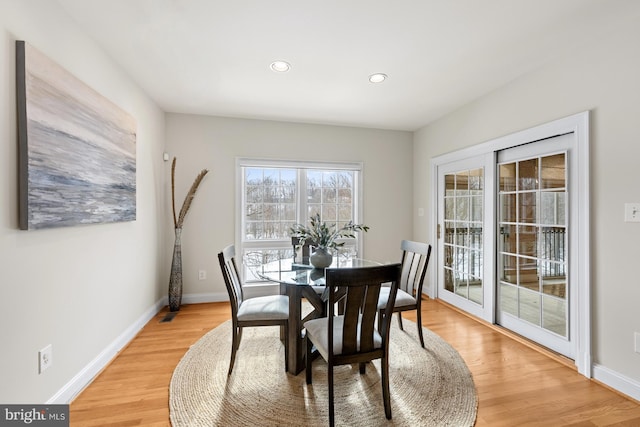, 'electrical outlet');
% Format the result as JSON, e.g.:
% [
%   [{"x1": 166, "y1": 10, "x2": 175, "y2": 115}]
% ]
[
  {"x1": 39, "y1": 344, "x2": 52, "y2": 374},
  {"x1": 198, "y1": 270, "x2": 207, "y2": 280}
]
